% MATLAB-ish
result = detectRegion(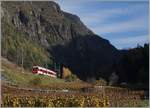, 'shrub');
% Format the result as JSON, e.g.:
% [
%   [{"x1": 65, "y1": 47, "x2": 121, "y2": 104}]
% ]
[
  {"x1": 94, "y1": 78, "x2": 107, "y2": 86},
  {"x1": 65, "y1": 74, "x2": 78, "y2": 82}
]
